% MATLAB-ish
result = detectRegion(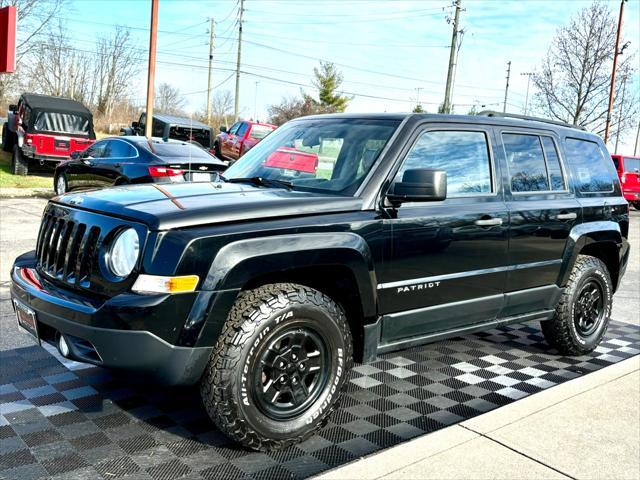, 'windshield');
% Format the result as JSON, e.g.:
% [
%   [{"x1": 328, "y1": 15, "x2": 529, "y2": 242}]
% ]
[
  {"x1": 142, "y1": 141, "x2": 213, "y2": 159},
  {"x1": 33, "y1": 112, "x2": 90, "y2": 135},
  {"x1": 623, "y1": 158, "x2": 640, "y2": 173},
  {"x1": 224, "y1": 118, "x2": 399, "y2": 196},
  {"x1": 250, "y1": 124, "x2": 275, "y2": 139}
]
